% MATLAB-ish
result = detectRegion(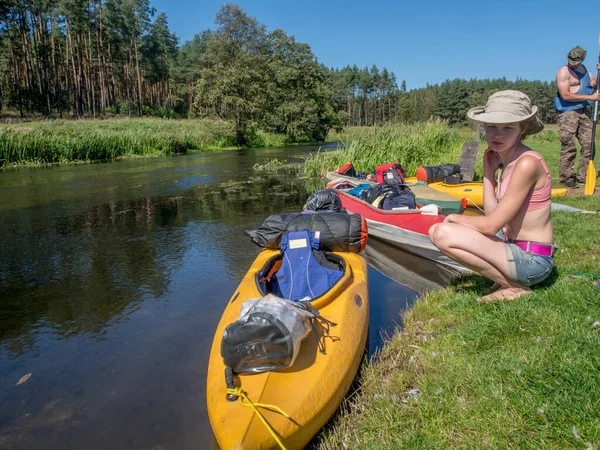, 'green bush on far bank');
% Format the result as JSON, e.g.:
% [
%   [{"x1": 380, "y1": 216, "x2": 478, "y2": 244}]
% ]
[{"x1": 304, "y1": 120, "x2": 469, "y2": 178}]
